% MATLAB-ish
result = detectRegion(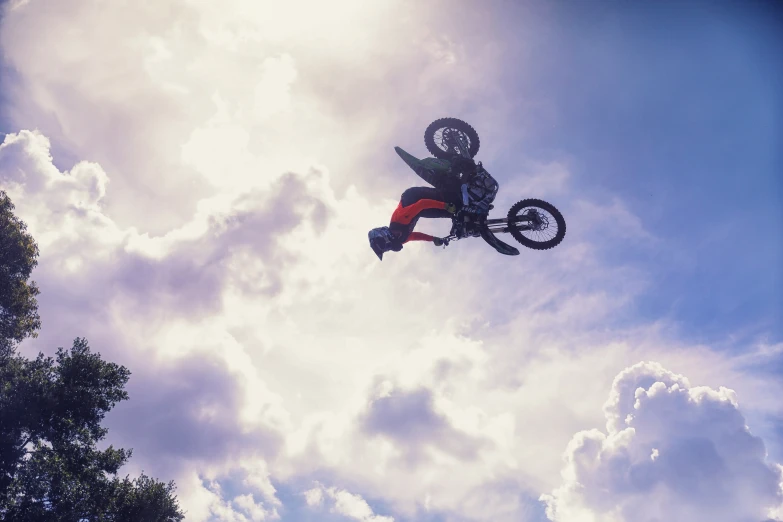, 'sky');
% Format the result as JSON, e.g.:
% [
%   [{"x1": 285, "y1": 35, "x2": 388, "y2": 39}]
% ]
[{"x1": 0, "y1": 1, "x2": 782, "y2": 521}]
